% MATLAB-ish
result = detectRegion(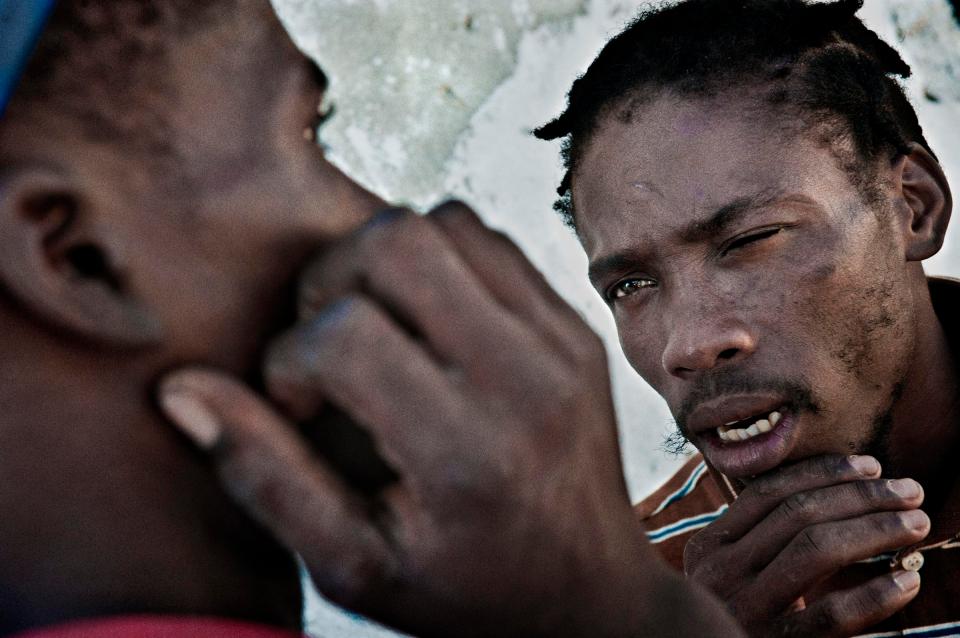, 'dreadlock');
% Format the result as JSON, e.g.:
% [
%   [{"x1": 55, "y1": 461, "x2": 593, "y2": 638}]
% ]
[{"x1": 534, "y1": 0, "x2": 934, "y2": 230}]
